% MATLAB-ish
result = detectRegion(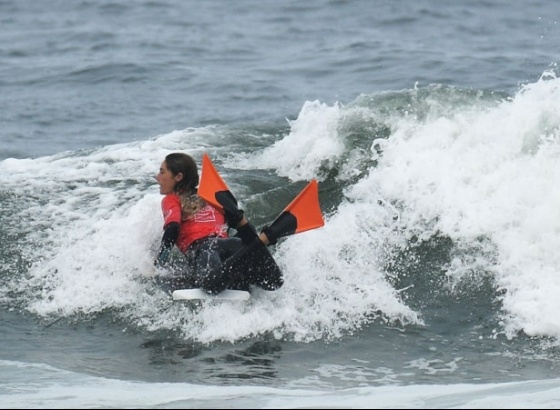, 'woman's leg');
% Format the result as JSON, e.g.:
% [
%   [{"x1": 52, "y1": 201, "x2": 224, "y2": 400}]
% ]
[
  {"x1": 186, "y1": 237, "x2": 244, "y2": 294},
  {"x1": 185, "y1": 234, "x2": 283, "y2": 294},
  {"x1": 204, "y1": 237, "x2": 284, "y2": 292}
]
